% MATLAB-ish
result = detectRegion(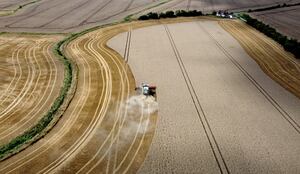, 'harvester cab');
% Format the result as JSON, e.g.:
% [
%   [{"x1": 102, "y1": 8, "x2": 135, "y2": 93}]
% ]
[{"x1": 136, "y1": 83, "x2": 156, "y2": 97}]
